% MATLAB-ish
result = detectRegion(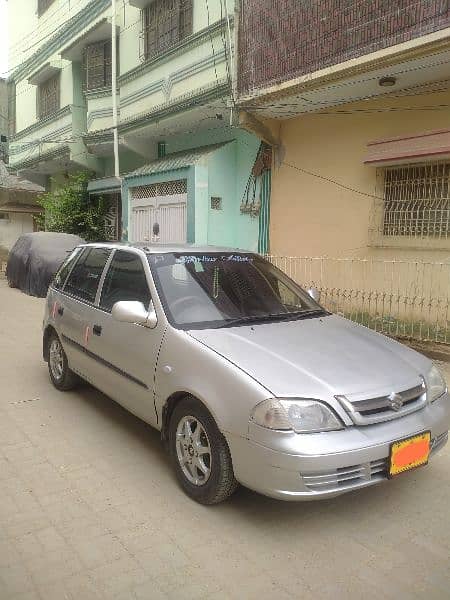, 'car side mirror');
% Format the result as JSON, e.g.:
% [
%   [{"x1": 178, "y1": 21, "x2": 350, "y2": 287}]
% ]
[
  {"x1": 111, "y1": 300, "x2": 158, "y2": 329},
  {"x1": 307, "y1": 287, "x2": 321, "y2": 302}
]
